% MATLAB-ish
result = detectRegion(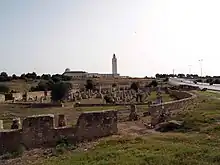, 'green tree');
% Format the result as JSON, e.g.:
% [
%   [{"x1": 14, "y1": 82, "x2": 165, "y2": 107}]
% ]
[
  {"x1": 30, "y1": 80, "x2": 54, "y2": 91},
  {"x1": 85, "y1": 79, "x2": 95, "y2": 91},
  {"x1": 130, "y1": 82, "x2": 140, "y2": 92},
  {"x1": 25, "y1": 72, "x2": 37, "y2": 79},
  {"x1": 51, "y1": 82, "x2": 72, "y2": 102},
  {"x1": 0, "y1": 85, "x2": 10, "y2": 94},
  {"x1": 0, "y1": 72, "x2": 8, "y2": 77},
  {"x1": 12, "y1": 74, "x2": 18, "y2": 80},
  {"x1": 0, "y1": 72, "x2": 10, "y2": 82}
]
